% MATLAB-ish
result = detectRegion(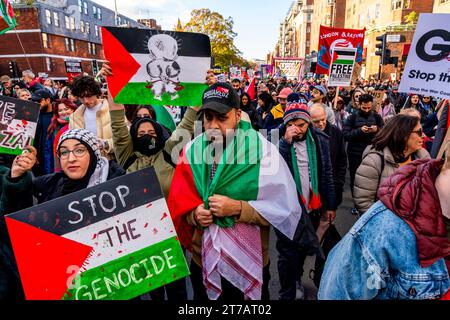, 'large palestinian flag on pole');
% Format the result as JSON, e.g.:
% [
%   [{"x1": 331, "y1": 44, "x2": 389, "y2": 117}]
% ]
[
  {"x1": 101, "y1": 27, "x2": 211, "y2": 107},
  {"x1": 5, "y1": 167, "x2": 189, "y2": 300},
  {"x1": 0, "y1": 0, "x2": 16, "y2": 35}
]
